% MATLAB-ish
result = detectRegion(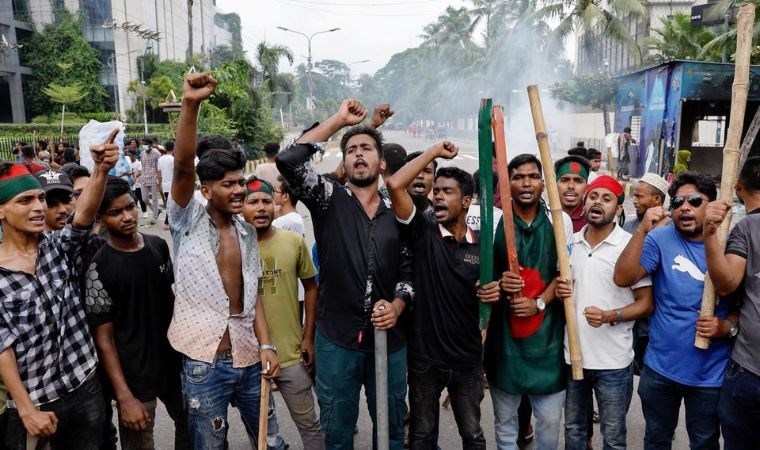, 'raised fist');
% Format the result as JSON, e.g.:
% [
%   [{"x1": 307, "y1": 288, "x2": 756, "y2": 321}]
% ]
[
  {"x1": 370, "y1": 103, "x2": 395, "y2": 128},
  {"x1": 703, "y1": 200, "x2": 731, "y2": 237},
  {"x1": 337, "y1": 99, "x2": 367, "y2": 127},
  {"x1": 640, "y1": 206, "x2": 668, "y2": 234},
  {"x1": 183, "y1": 72, "x2": 217, "y2": 103},
  {"x1": 432, "y1": 140, "x2": 458, "y2": 159}
]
